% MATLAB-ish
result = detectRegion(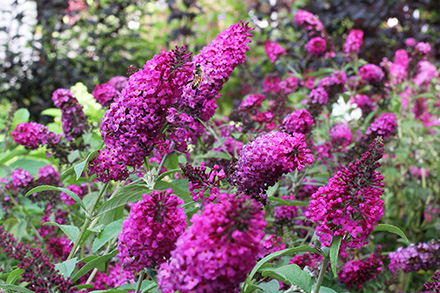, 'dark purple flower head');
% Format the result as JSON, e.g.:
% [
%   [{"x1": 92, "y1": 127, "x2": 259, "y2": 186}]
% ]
[
  {"x1": 264, "y1": 40, "x2": 286, "y2": 63},
  {"x1": 424, "y1": 271, "x2": 440, "y2": 292},
  {"x1": 295, "y1": 10, "x2": 325, "y2": 35},
  {"x1": 359, "y1": 64, "x2": 385, "y2": 83},
  {"x1": 52, "y1": 88, "x2": 87, "y2": 140},
  {"x1": 351, "y1": 94, "x2": 376, "y2": 114},
  {"x1": 118, "y1": 189, "x2": 187, "y2": 271},
  {"x1": 343, "y1": 29, "x2": 363, "y2": 55},
  {"x1": 46, "y1": 236, "x2": 72, "y2": 261},
  {"x1": 306, "y1": 37, "x2": 326, "y2": 56},
  {"x1": 330, "y1": 123, "x2": 352, "y2": 148},
  {"x1": 389, "y1": 240, "x2": 440, "y2": 273},
  {"x1": 306, "y1": 137, "x2": 385, "y2": 249},
  {"x1": 413, "y1": 61, "x2": 436, "y2": 87},
  {"x1": 90, "y1": 45, "x2": 193, "y2": 182},
  {"x1": 239, "y1": 93, "x2": 265, "y2": 109},
  {"x1": 181, "y1": 162, "x2": 226, "y2": 203},
  {"x1": 290, "y1": 252, "x2": 323, "y2": 276},
  {"x1": 365, "y1": 113, "x2": 397, "y2": 140},
  {"x1": 338, "y1": 251, "x2": 383, "y2": 290},
  {"x1": 91, "y1": 261, "x2": 135, "y2": 290},
  {"x1": 282, "y1": 109, "x2": 314, "y2": 135},
  {"x1": 415, "y1": 42, "x2": 431, "y2": 55},
  {"x1": 108, "y1": 76, "x2": 128, "y2": 92},
  {"x1": 11, "y1": 122, "x2": 49, "y2": 150},
  {"x1": 92, "y1": 83, "x2": 119, "y2": 107},
  {"x1": 8, "y1": 168, "x2": 34, "y2": 191},
  {"x1": 274, "y1": 194, "x2": 299, "y2": 221},
  {"x1": 0, "y1": 226, "x2": 74, "y2": 292},
  {"x1": 157, "y1": 194, "x2": 266, "y2": 293},
  {"x1": 37, "y1": 165, "x2": 60, "y2": 186},
  {"x1": 308, "y1": 87, "x2": 328, "y2": 105},
  {"x1": 180, "y1": 21, "x2": 253, "y2": 121},
  {"x1": 230, "y1": 131, "x2": 313, "y2": 202},
  {"x1": 279, "y1": 76, "x2": 299, "y2": 94}
]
